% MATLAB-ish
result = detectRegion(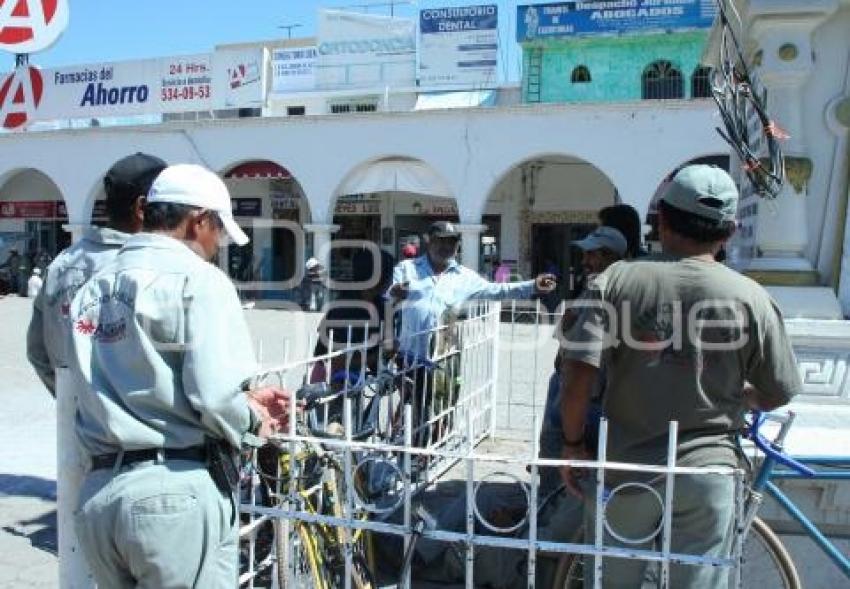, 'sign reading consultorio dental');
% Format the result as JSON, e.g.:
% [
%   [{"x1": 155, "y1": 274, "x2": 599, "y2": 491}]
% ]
[
  {"x1": 29, "y1": 54, "x2": 213, "y2": 121},
  {"x1": 419, "y1": 5, "x2": 498, "y2": 88},
  {"x1": 316, "y1": 9, "x2": 415, "y2": 90},
  {"x1": 516, "y1": 0, "x2": 717, "y2": 41}
]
